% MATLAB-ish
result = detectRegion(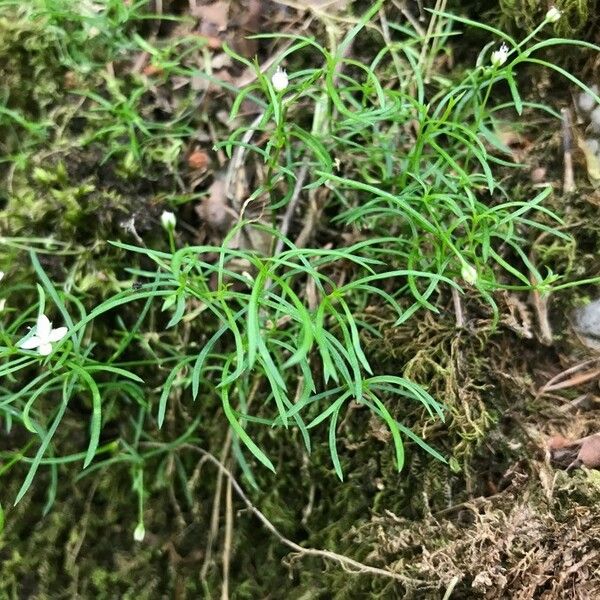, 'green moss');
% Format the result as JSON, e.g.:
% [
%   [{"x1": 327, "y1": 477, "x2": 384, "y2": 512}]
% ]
[
  {"x1": 0, "y1": 10, "x2": 64, "y2": 117},
  {"x1": 498, "y1": 0, "x2": 595, "y2": 35}
]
